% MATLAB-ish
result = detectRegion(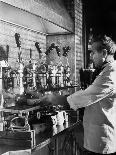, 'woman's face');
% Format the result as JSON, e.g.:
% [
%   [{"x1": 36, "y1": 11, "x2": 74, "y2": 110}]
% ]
[{"x1": 91, "y1": 42, "x2": 105, "y2": 68}]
